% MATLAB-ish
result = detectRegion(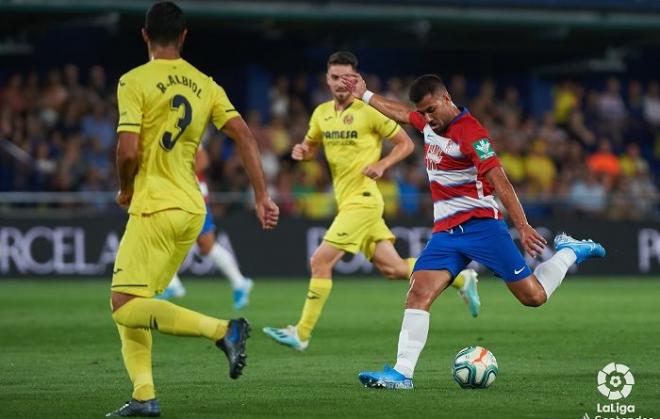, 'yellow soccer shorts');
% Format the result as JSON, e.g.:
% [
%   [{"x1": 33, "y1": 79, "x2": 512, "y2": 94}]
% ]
[
  {"x1": 323, "y1": 205, "x2": 395, "y2": 260},
  {"x1": 111, "y1": 209, "x2": 205, "y2": 297}
]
